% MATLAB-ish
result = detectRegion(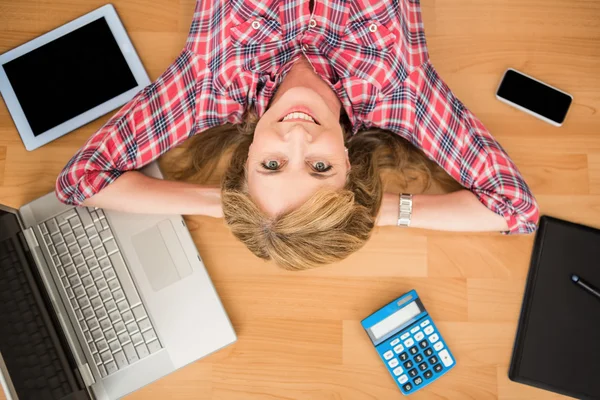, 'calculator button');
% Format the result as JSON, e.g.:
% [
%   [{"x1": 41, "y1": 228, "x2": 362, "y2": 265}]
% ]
[
  {"x1": 428, "y1": 333, "x2": 439, "y2": 343},
  {"x1": 410, "y1": 326, "x2": 420, "y2": 334},
  {"x1": 419, "y1": 340, "x2": 428, "y2": 349},
  {"x1": 400, "y1": 332, "x2": 410, "y2": 340},
  {"x1": 420, "y1": 320, "x2": 430, "y2": 328},
  {"x1": 409, "y1": 346, "x2": 418, "y2": 355},
  {"x1": 418, "y1": 362, "x2": 428, "y2": 371},
  {"x1": 424, "y1": 326, "x2": 434, "y2": 335},
  {"x1": 414, "y1": 332, "x2": 425, "y2": 341},
  {"x1": 424, "y1": 348, "x2": 434, "y2": 357},
  {"x1": 404, "y1": 338, "x2": 414, "y2": 347},
  {"x1": 403, "y1": 360, "x2": 413, "y2": 369},
  {"x1": 399, "y1": 352, "x2": 409, "y2": 361},
  {"x1": 393, "y1": 366, "x2": 404, "y2": 376},
  {"x1": 438, "y1": 349, "x2": 454, "y2": 367},
  {"x1": 388, "y1": 359, "x2": 399, "y2": 368},
  {"x1": 434, "y1": 342, "x2": 444, "y2": 351},
  {"x1": 428, "y1": 356, "x2": 439, "y2": 365},
  {"x1": 424, "y1": 370, "x2": 433, "y2": 379},
  {"x1": 393, "y1": 344, "x2": 404, "y2": 354},
  {"x1": 383, "y1": 350, "x2": 394, "y2": 360},
  {"x1": 390, "y1": 338, "x2": 401, "y2": 346},
  {"x1": 433, "y1": 363, "x2": 443, "y2": 373},
  {"x1": 398, "y1": 374, "x2": 408, "y2": 384},
  {"x1": 413, "y1": 376, "x2": 423, "y2": 386},
  {"x1": 402, "y1": 383, "x2": 413, "y2": 392},
  {"x1": 414, "y1": 354, "x2": 423, "y2": 363},
  {"x1": 408, "y1": 368, "x2": 418, "y2": 378}
]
